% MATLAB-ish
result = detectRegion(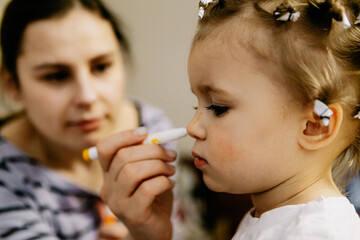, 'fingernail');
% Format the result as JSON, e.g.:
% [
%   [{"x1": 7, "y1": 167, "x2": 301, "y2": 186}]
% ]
[
  {"x1": 133, "y1": 127, "x2": 148, "y2": 136},
  {"x1": 166, "y1": 149, "x2": 178, "y2": 159},
  {"x1": 168, "y1": 164, "x2": 176, "y2": 171}
]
